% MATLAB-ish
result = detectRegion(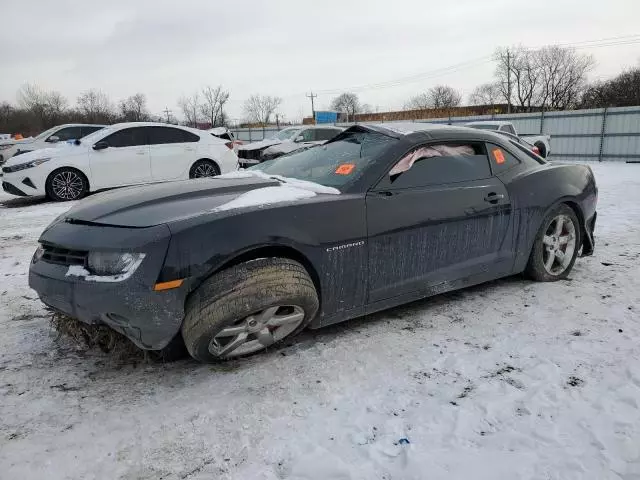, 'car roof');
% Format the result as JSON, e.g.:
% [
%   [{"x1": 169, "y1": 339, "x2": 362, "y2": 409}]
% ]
[
  {"x1": 349, "y1": 122, "x2": 514, "y2": 144},
  {"x1": 465, "y1": 120, "x2": 512, "y2": 127},
  {"x1": 56, "y1": 123, "x2": 107, "y2": 128}
]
